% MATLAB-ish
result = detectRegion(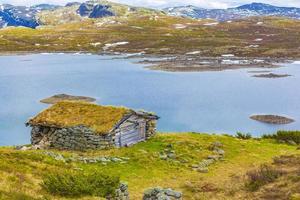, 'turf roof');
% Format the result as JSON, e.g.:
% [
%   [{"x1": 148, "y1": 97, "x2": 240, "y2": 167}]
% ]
[{"x1": 28, "y1": 101, "x2": 131, "y2": 134}]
